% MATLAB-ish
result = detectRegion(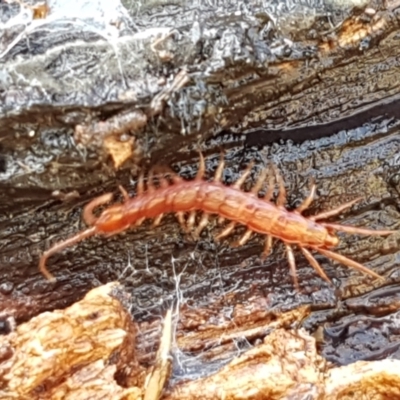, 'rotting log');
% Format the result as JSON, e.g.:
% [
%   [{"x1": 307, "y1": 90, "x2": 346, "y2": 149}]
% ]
[
  {"x1": 0, "y1": 0, "x2": 400, "y2": 398},
  {"x1": 2, "y1": 284, "x2": 400, "y2": 399}
]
